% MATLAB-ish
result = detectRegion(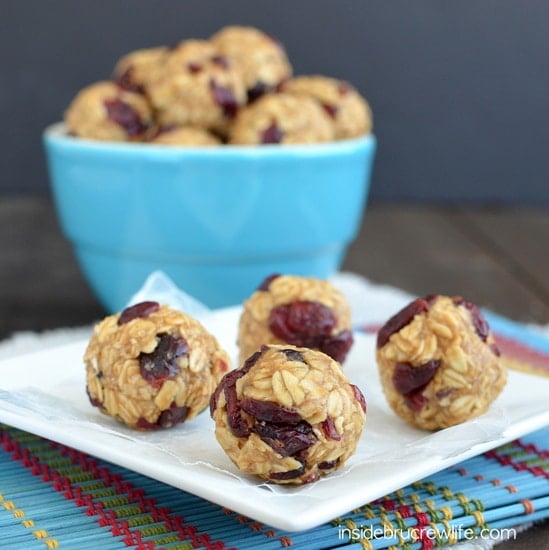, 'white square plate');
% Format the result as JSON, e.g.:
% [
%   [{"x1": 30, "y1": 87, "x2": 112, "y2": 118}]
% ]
[{"x1": 1, "y1": 307, "x2": 548, "y2": 532}]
